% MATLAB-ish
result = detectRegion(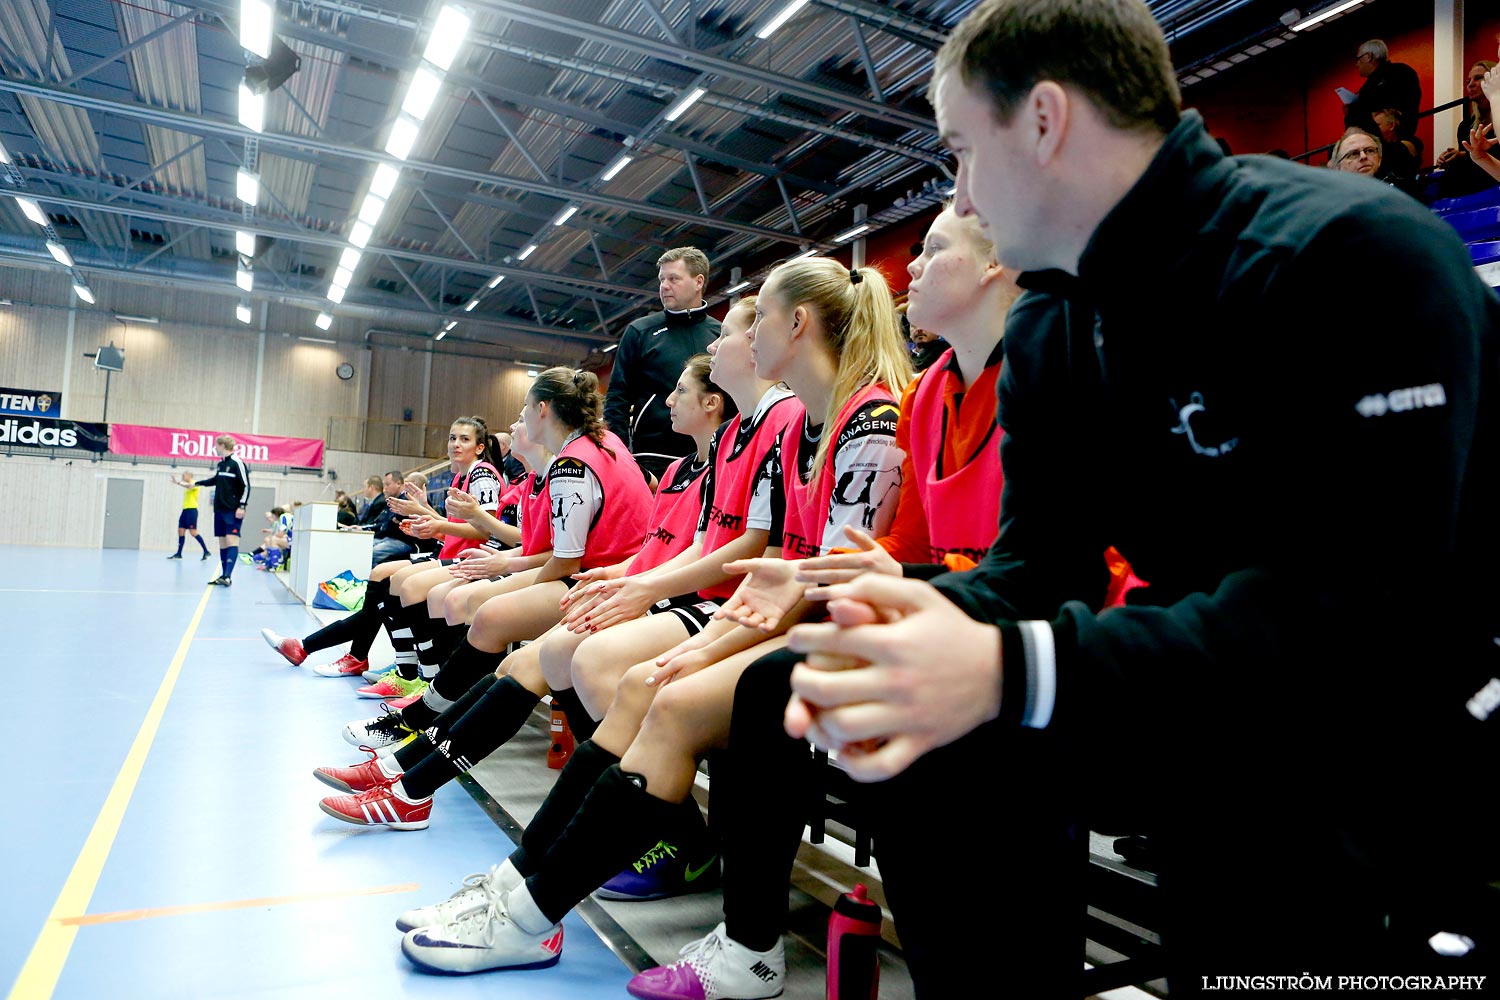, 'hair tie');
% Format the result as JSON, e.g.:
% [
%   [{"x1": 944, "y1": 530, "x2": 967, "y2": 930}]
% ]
[{"x1": 849, "y1": 268, "x2": 863, "y2": 285}]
